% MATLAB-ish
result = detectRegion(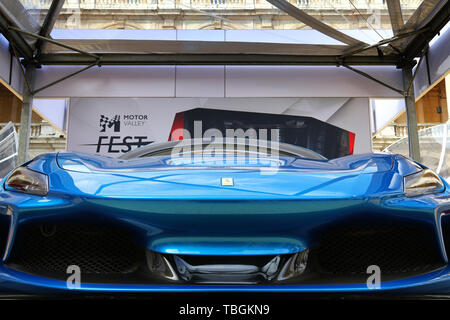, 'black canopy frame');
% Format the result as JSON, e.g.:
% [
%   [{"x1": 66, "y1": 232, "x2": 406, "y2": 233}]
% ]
[{"x1": 0, "y1": 0, "x2": 448, "y2": 164}]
